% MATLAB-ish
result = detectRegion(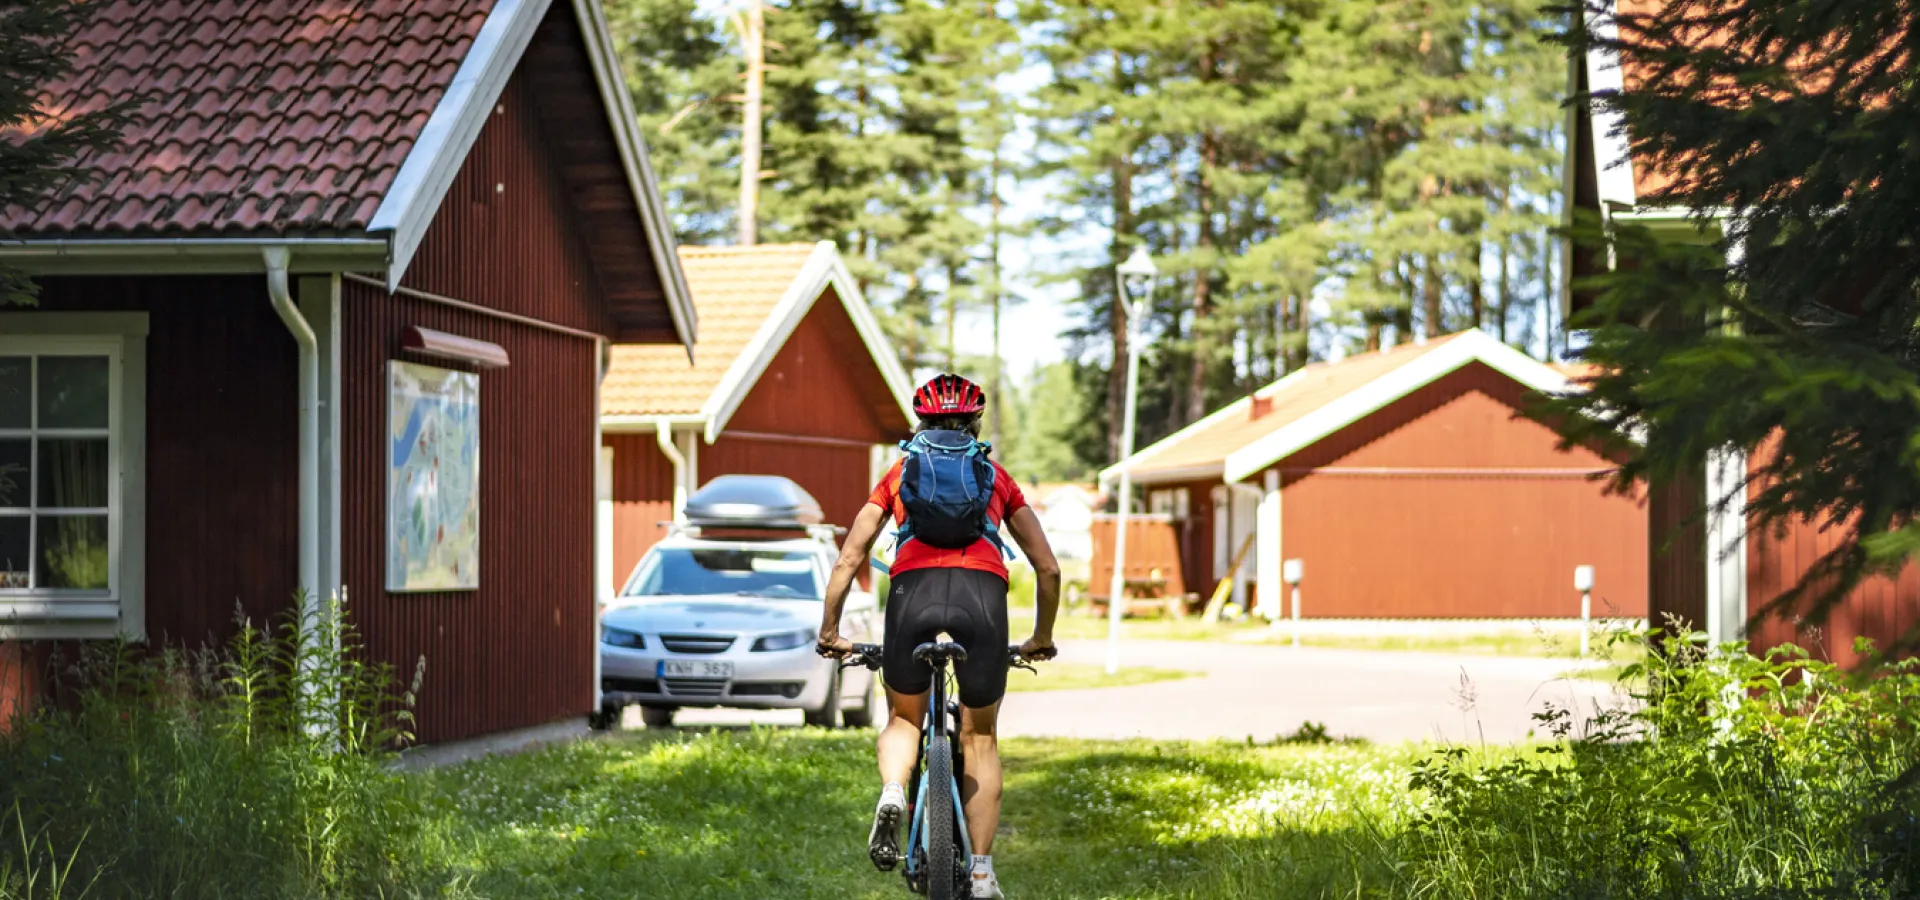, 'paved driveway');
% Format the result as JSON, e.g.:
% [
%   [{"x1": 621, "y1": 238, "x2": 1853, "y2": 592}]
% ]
[
  {"x1": 996, "y1": 638, "x2": 1625, "y2": 744},
  {"x1": 671, "y1": 637, "x2": 1627, "y2": 744}
]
